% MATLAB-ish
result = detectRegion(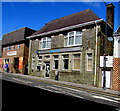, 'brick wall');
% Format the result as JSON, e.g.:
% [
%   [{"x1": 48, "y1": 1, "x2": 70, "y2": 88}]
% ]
[{"x1": 112, "y1": 58, "x2": 120, "y2": 91}]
